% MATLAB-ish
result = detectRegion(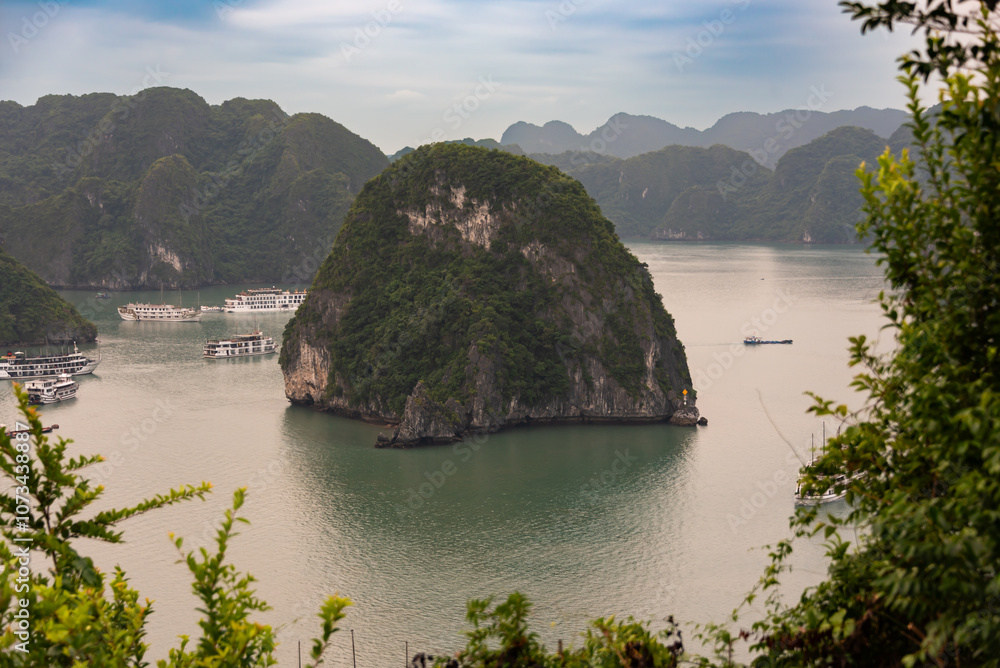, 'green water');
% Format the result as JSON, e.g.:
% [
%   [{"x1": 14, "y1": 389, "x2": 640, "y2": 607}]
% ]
[{"x1": 1, "y1": 243, "x2": 886, "y2": 665}]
